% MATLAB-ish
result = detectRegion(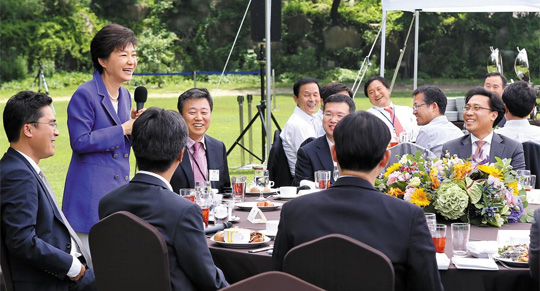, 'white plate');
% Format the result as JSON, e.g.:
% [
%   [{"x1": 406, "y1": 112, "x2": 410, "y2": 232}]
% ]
[
  {"x1": 236, "y1": 202, "x2": 283, "y2": 211},
  {"x1": 210, "y1": 235, "x2": 271, "y2": 248},
  {"x1": 246, "y1": 189, "x2": 277, "y2": 196},
  {"x1": 273, "y1": 194, "x2": 297, "y2": 200},
  {"x1": 492, "y1": 254, "x2": 529, "y2": 267},
  {"x1": 259, "y1": 230, "x2": 277, "y2": 237},
  {"x1": 208, "y1": 216, "x2": 240, "y2": 223}
]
